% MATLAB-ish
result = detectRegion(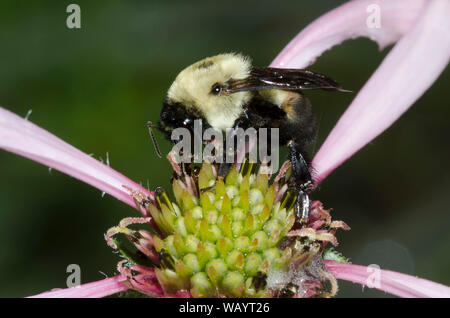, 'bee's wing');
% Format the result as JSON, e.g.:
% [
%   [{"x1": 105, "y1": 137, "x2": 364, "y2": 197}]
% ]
[{"x1": 225, "y1": 67, "x2": 350, "y2": 93}]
